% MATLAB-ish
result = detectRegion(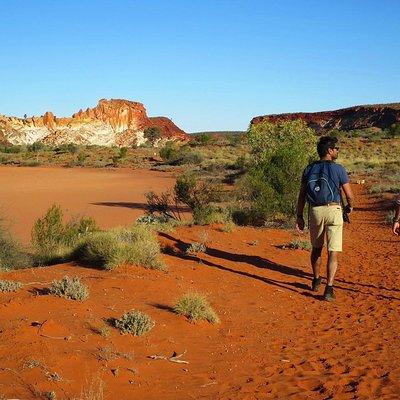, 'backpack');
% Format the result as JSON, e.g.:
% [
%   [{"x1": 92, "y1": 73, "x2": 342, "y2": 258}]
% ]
[{"x1": 305, "y1": 161, "x2": 339, "y2": 205}]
